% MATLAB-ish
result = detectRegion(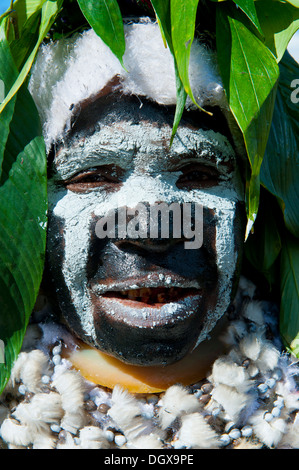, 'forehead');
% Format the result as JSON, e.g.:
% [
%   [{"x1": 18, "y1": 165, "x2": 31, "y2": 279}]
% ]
[{"x1": 51, "y1": 93, "x2": 237, "y2": 178}]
